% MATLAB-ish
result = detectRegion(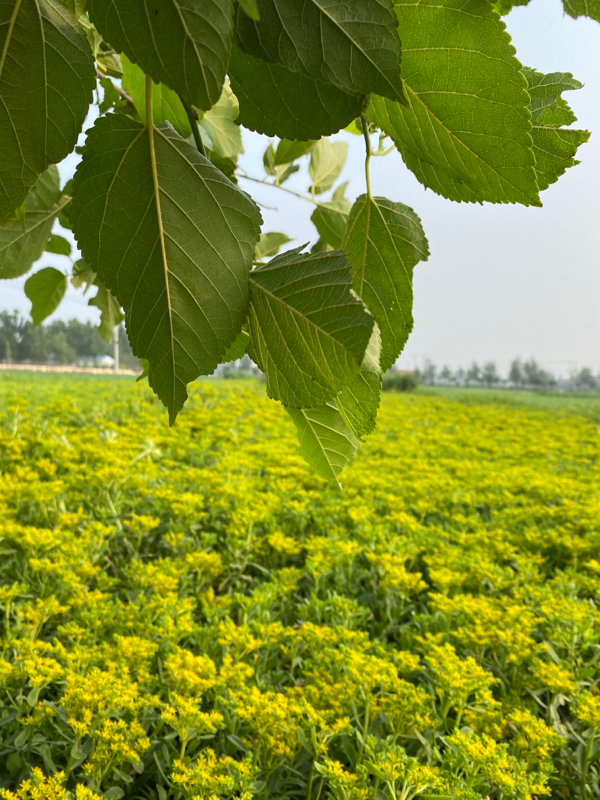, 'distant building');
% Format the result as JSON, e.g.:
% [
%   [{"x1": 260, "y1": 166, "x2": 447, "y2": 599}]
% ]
[{"x1": 77, "y1": 354, "x2": 115, "y2": 368}]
